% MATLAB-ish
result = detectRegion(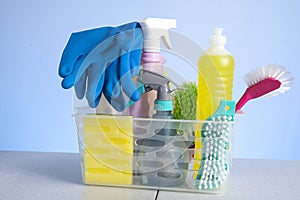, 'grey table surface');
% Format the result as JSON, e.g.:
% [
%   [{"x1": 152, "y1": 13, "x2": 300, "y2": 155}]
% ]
[{"x1": 1, "y1": 151, "x2": 299, "y2": 200}]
